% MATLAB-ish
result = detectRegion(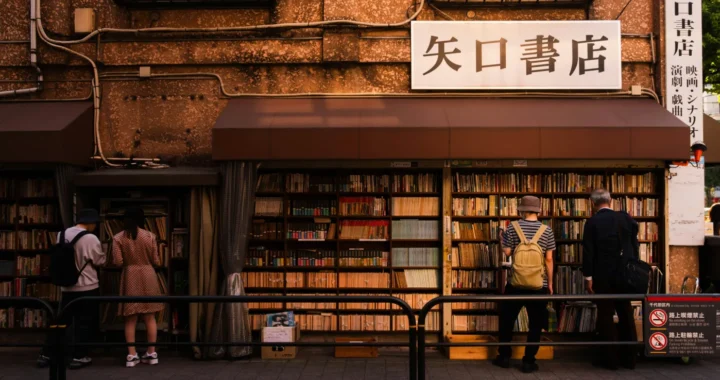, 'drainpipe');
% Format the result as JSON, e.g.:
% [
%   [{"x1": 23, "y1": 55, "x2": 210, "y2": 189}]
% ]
[{"x1": 0, "y1": 0, "x2": 43, "y2": 98}]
